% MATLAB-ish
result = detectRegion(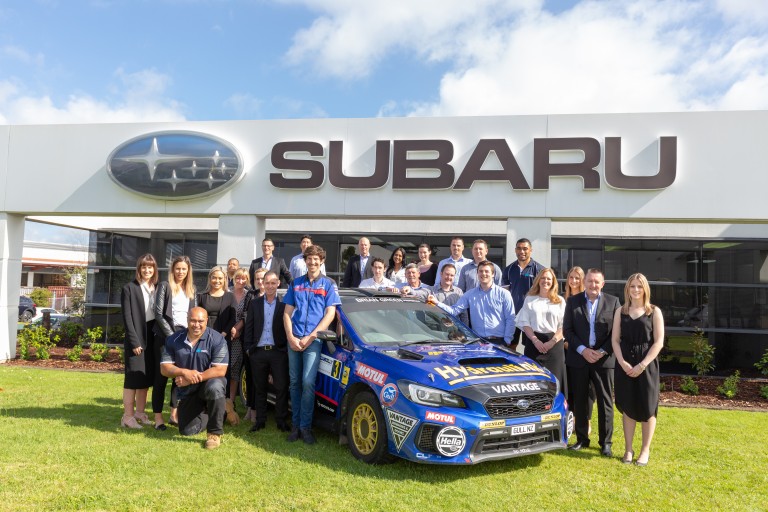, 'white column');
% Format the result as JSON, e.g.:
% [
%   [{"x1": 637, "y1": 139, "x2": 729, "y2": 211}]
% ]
[
  {"x1": 0, "y1": 214, "x2": 25, "y2": 362},
  {"x1": 216, "y1": 215, "x2": 265, "y2": 267},
  {"x1": 506, "y1": 218, "x2": 551, "y2": 268}
]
